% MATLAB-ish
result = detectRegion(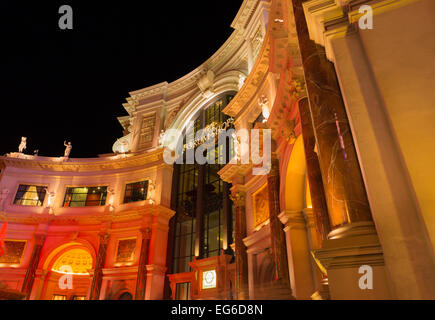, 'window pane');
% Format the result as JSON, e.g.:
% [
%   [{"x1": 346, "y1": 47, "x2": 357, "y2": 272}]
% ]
[
  {"x1": 124, "y1": 180, "x2": 148, "y2": 203},
  {"x1": 14, "y1": 185, "x2": 46, "y2": 207},
  {"x1": 64, "y1": 187, "x2": 107, "y2": 207}
]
